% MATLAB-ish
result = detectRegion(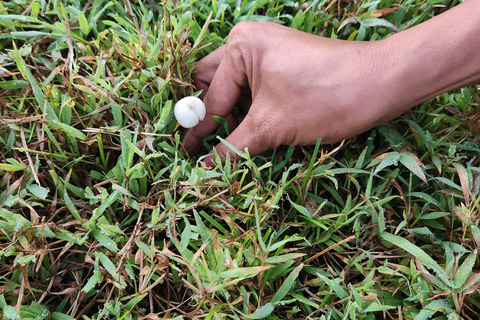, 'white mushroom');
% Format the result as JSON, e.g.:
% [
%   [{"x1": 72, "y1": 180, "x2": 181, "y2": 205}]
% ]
[{"x1": 174, "y1": 96, "x2": 206, "y2": 128}]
